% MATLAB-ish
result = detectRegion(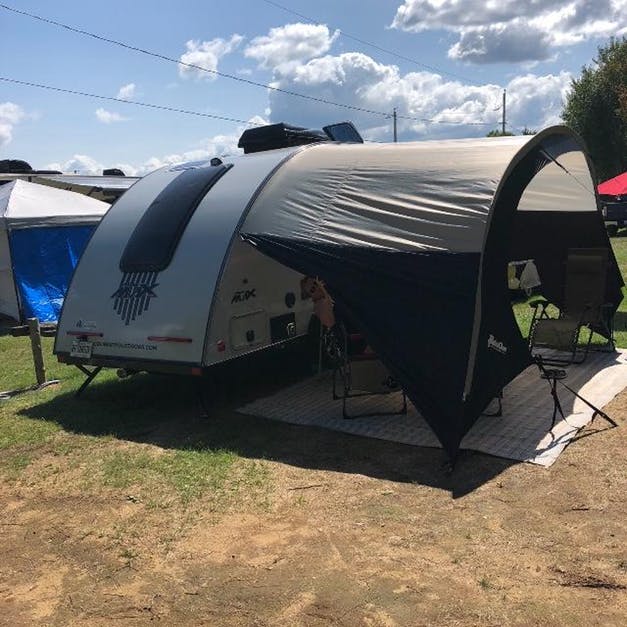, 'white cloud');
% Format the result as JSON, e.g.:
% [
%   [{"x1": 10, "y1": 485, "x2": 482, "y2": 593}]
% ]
[
  {"x1": 504, "y1": 71, "x2": 573, "y2": 130},
  {"x1": 448, "y1": 21, "x2": 553, "y2": 64},
  {"x1": 95, "y1": 108, "x2": 128, "y2": 123},
  {"x1": 392, "y1": 0, "x2": 627, "y2": 63},
  {"x1": 132, "y1": 115, "x2": 268, "y2": 175},
  {"x1": 46, "y1": 154, "x2": 104, "y2": 175},
  {"x1": 117, "y1": 83, "x2": 136, "y2": 100},
  {"x1": 178, "y1": 35, "x2": 244, "y2": 80},
  {"x1": 0, "y1": 102, "x2": 26, "y2": 147},
  {"x1": 265, "y1": 51, "x2": 571, "y2": 139},
  {"x1": 245, "y1": 23, "x2": 339, "y2": 73},
  {"x1": 45, "y1": 116, "x2": 268, "y2": 177}
]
